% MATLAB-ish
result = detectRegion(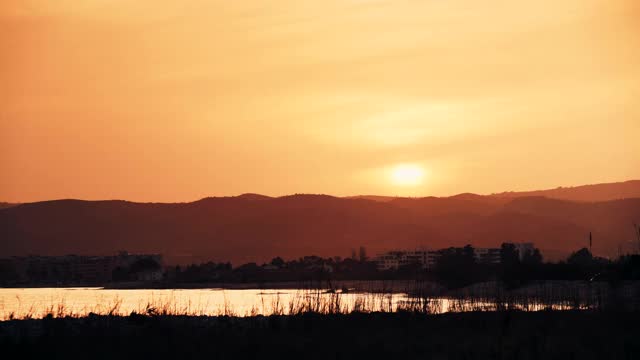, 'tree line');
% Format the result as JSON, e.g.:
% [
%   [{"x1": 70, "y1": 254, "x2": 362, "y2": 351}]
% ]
[{"x1": 167, "y1": 245, "x2": 640, "y2": 289}]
